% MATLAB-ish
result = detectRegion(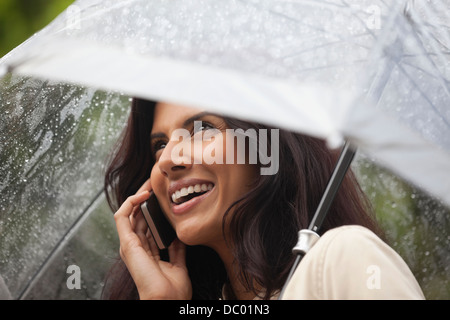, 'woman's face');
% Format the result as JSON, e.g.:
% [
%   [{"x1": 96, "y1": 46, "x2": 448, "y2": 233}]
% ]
[{"x1": 150, "y1": 102, "x2": 259, "y2": 248}]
